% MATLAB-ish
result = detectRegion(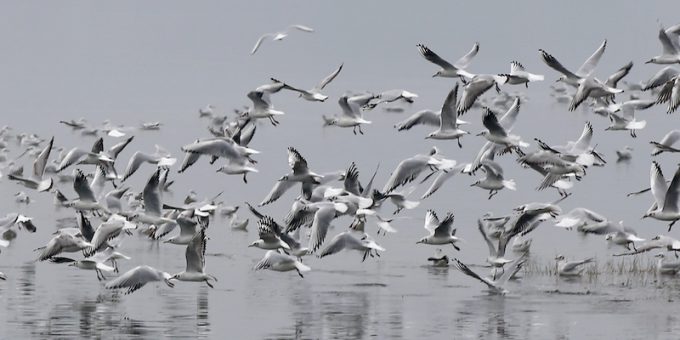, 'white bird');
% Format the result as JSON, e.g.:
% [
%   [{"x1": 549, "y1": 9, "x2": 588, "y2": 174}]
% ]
[
  {"x1": 643, "y1": 161, "x2": 680, "y2": 231},
  {"x1": 421, "y1": 162, "x2": 466, "y2": 200},
  {"x1": 470, "y1": 160, "x2": 516, "y2": 199},
  {"x1": 85, "y1": 217, "x2": 135, "y2": 256},
  {"x1": 646, "y1": 26, "x2": 680, "y2": 65},
  {"x1": 373, "y1": 188, "x2": 420, "y2": 215},
  {"x1": 250, "y1": 25, "x2": 315, "y2": 55},
  {"x1": 457, "y1": 74, "x2": 509, "y2": 114},
  {"x1": 642, "y1": 66, "x2": 679, "y2": 91},
  {"x1": 259, "y1": 147, "x2": 322, "y2": 206},
  {"x1": 651, "y1": 130, "x2": 680, "y2": 155},
  {"x1": 317, "y1": 231, "x2": 385, "y2": 261},
  {"x1": 539, "y1": 40, "x2": 607, "y2": 87},
  {"x1": 248, "y1": 217, "x2": 291, "y2": 251},
  {"x1": 35, "y1": 233, "x2": 91, "y2": 261},
  {"x1": 604, "y1": 102, "x2": 647, "y2": 138},
  {"x1": 656, "y1": 75, "x2": 680, "y2": 113},
  {"x1": 181, "y1": 138, "x2": 258, "y2": 167},
  {"x1": 121, "y1": 150, "x2": 176, "y2": 182},
  {"x1": 426, "y1": 84, "x2": 469, "y2": 147},
  {"x1": 605, "y1": 226, "x2": 645, "y2": 251},
  {"x1": 416, "y1": 43, "x2": 478, "y2": 79},
  {"x1": 452, "y1": 254, "x2": 528, "y2": 295},
  {"x1": 427, "y1": 249, "x2": 449, "y2": 267},
  {"x1": 416, "y1": 210, "x2": 461, "y2": 250},
  {"x1": 271, "y1": 63, "x2": 343, "y2": 102},
  {"x1": 382, "y1": 147, "x2": 454, "y2": 193},
  {"x1": 253, "y1": 250, "x2": 311, "y2": 278},
  {"x1": 323, "y1": 94, "x2": 375, "y2": 135},
  {"x1": 654, "y1": 253, "x2": 680, "y2": 275},
  {"x1": 613, "y1": 235, "x2": 680, "y2": 256},
  {"x1": 478, "y1": 107, "x2": 528, "y2": 152},
  {"x1": 240, "y1": 89, "x2": 286, "y2": 126},
  {"x1": 504, "y1": 61, "x2": 544, "y2": 87},
  {"x1": 555, "y1": 255, "x2": 594, "y2": 277},
  {"x1": 105, "y1": 265, "x2": 174, "y2": 294},
  {"x1": 7, "y1": 137, "x2": 54, "y2": 192},
  {"x1": 170, "y1": 229, "x2": 217, "y2": 288},
  {"x1": 554, "y1": 207, "x2": 607, "y2": 230}
]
